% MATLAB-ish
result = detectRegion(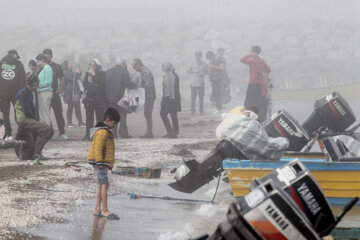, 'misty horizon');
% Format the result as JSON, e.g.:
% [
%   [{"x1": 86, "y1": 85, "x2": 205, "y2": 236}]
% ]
[{"x1": 1, "y1": 0, "x2": 360, "y2": 26}]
